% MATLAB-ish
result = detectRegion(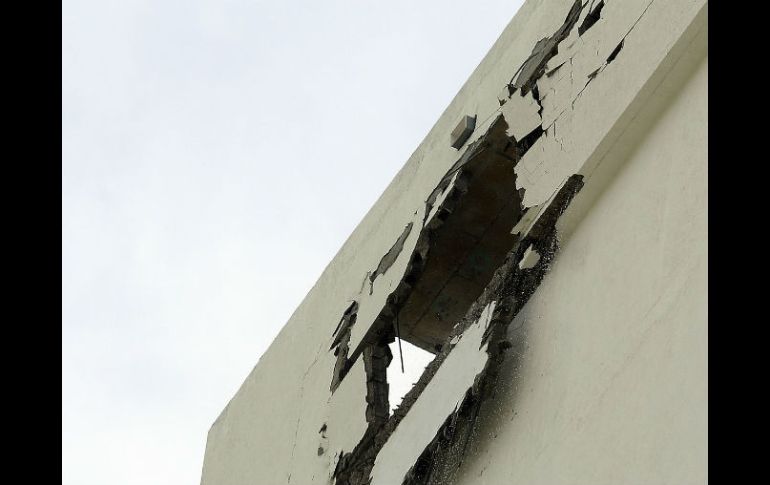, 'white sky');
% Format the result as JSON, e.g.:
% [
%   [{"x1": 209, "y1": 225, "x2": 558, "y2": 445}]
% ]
[
  {"x1": 388, "y1": 340, "x2": 436, "y2": 412},
  {"x1": 62, "y1": 1, "x2": 525, "y2": 483}
]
